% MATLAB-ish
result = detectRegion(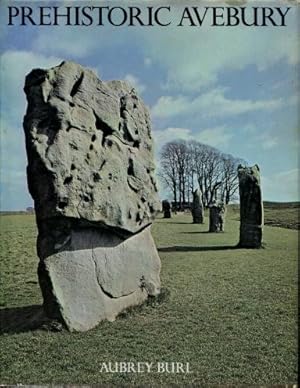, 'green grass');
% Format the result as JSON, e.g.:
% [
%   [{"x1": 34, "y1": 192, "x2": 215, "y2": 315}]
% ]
[
  {"x1": 0, "y1": 209, "x2": 298, "y2": 385},
  {"x1": 263, "y1": 202, "x2": 299, "y2": 230},
  {"x1": 229, "y1": 201, "x2": 299, "y2": 230}
]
